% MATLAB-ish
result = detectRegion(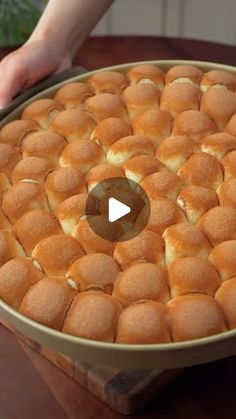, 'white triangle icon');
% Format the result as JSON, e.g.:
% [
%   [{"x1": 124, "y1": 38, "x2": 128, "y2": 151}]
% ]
[{"x1": 108, "y1": 197, "x2": 131, "y2": 223}]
